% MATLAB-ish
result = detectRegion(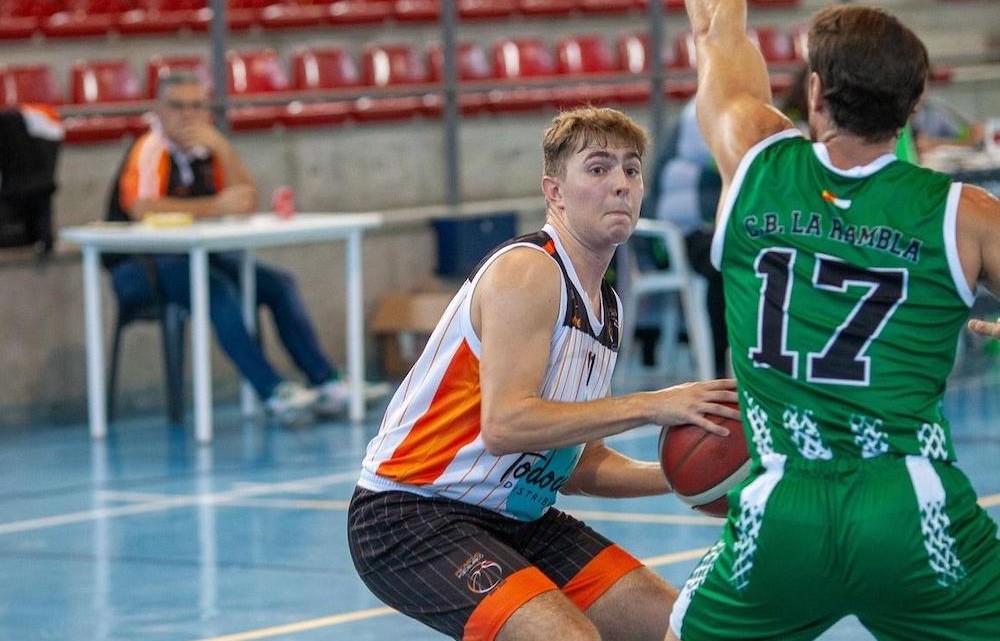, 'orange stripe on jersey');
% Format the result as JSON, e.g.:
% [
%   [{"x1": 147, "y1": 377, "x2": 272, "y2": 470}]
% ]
[
  {"x1": 376, "y1": 340, "x2": 482, "y2": 485},
  {"x1": 118, "y1": 134, "x2": 170, "y2": 213},
  {"x1": 542, "y1": 239, "x2": 556, "y2": 255},
  {"x1": 211, "y1": 154, "x2": 226, "y2": 191},
  {"x1": 463, "y1": 567, "x2": 556, "y2": 641},
  {"x1": 561, "y1": 545, "x2": 641, "y2": 610}
]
